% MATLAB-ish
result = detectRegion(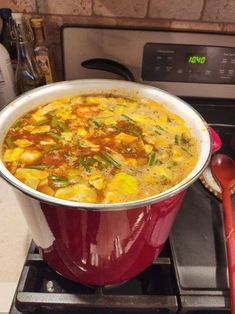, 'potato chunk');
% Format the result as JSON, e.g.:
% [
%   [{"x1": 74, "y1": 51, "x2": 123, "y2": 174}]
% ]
[
  {"x1": 3, "y1": 148, "x2": 24, "y2": 162},
  {"x1": 14, "y1": 139, "x2": 33, "y2": 148},
  {"x1": 15, "y1": 168, "x2": 49, "y2": 189},
  {"x1": 19, "y1": 149, "x2": 42, "y2": 165},
  {"x1": 115, "y1": 132, "x2": 137, "y2": 143},
  {"x1": 106, "y1": 172, "x2": 139, "y2": 195},
  {"x1": 55, "y1": 184, "x2": 97, "y2": 203}
]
